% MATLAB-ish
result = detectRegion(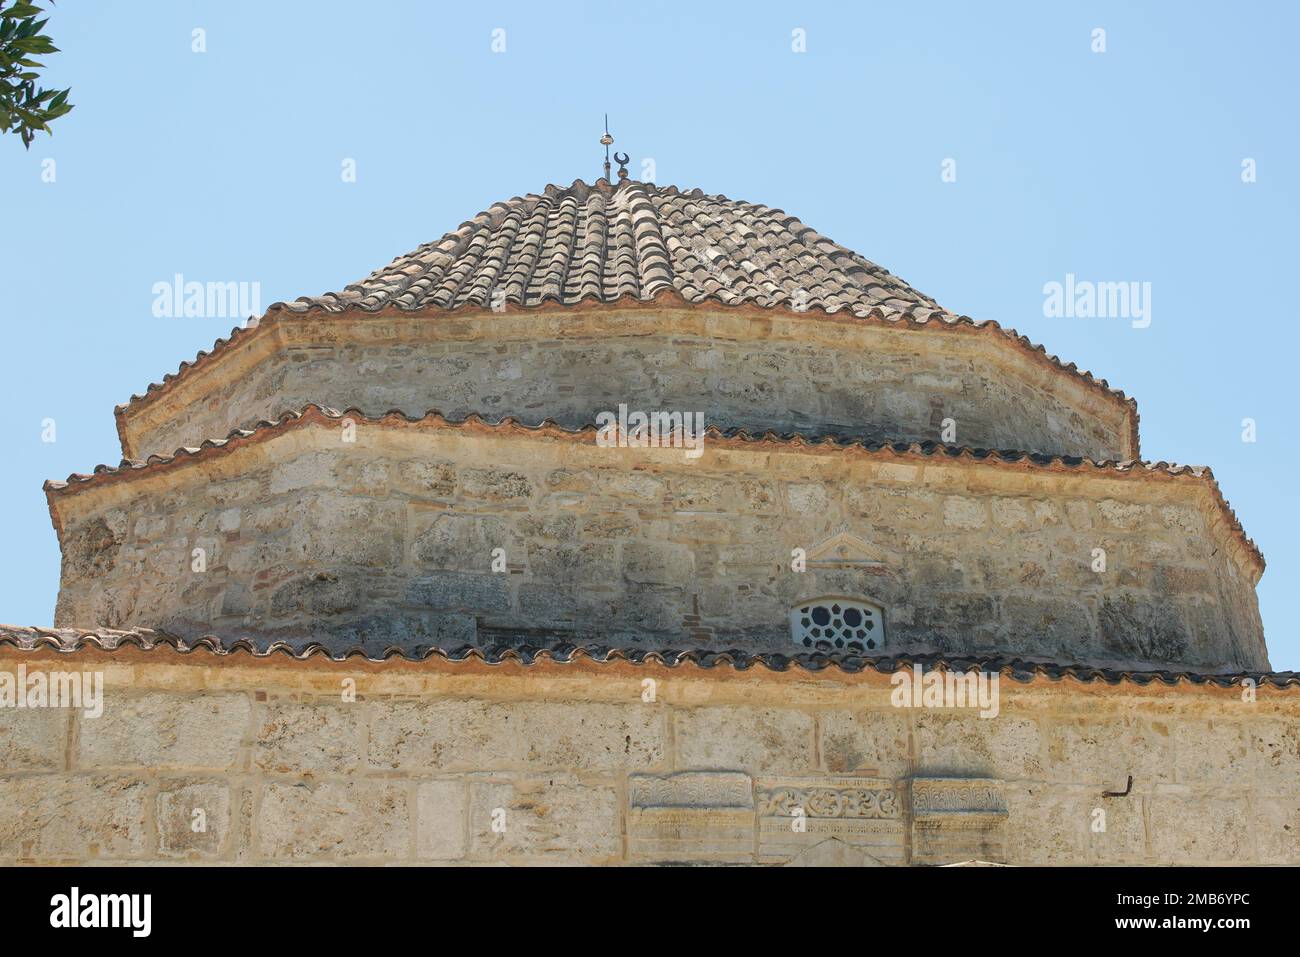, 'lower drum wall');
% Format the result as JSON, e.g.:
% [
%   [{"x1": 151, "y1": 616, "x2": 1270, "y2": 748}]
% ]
[{"x1": 0, "y1": 651, "x2": 1296, "y2": 866}]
